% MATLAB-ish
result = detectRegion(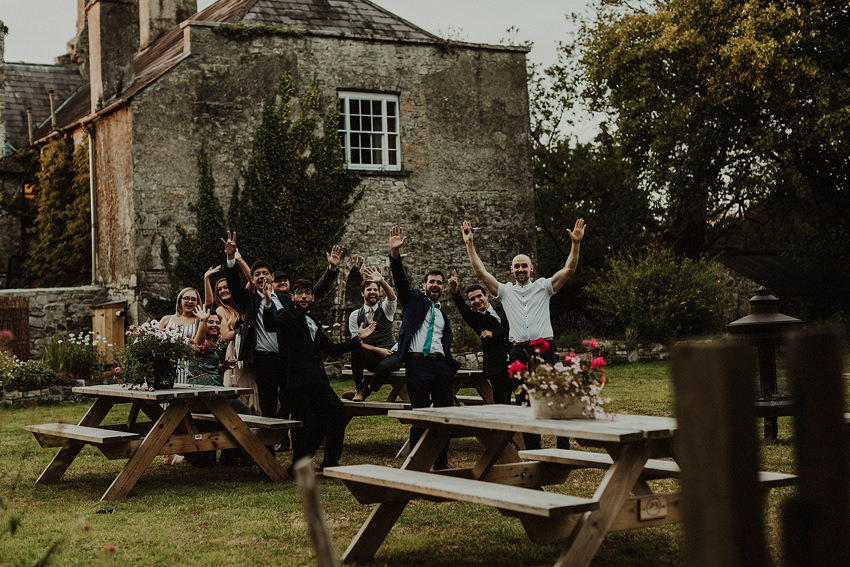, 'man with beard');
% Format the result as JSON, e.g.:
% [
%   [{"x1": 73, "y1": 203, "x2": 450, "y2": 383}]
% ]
[
  {"x1": 447, "y1": 272, "x2": 512, "y2": 405},
  {"x1": 461, "y1": 218, "x2": 586, "y2": 449},
  {"x1": 262, "y1": 279, "x2": 376, "y2": 471},
  {"x1": 342, "y1": 266, "x2": 401, "y2": 402},
  {"x1": 390, "y1": 225, "x2": 459, "y2": 470}
]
